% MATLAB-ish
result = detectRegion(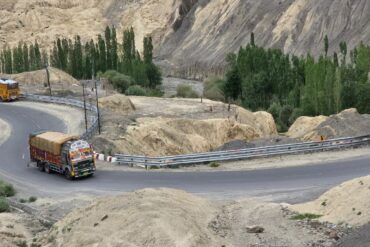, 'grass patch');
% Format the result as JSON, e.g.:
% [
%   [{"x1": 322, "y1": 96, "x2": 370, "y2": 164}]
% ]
[
  {"x1": 0, "y1": 197, "x2": 10, "y2": 213},
  {"x1": 209, "y1": 162, "x2": 220, "y2": 168},
  {"x1": 29, "y1": 196, "x2": 37, "y2": 203},
  {"x1": 176, "y1": 84, "x2": 199, "y2": 98},
  {"x1": 0, "y1": 180, "x2": 16, "y2": 197},
  {"x1": 149, "y1": 165, "x2": 160, "y2": 170},
  {"x1": 19, "y1": 198, "x2": 27, "y2": 203},
  {"x1": 290, "y1": 213, "x2": 322, "y2": 220},
  {"x1": 15, "y1": 241, "x2": 27, "y2": 247}
]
